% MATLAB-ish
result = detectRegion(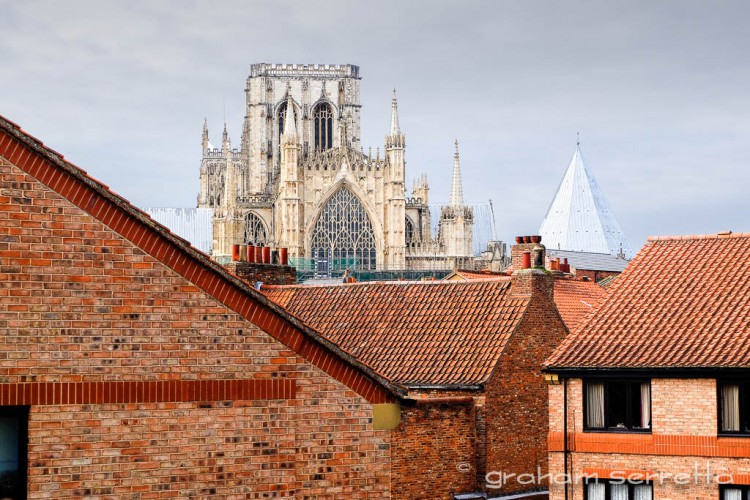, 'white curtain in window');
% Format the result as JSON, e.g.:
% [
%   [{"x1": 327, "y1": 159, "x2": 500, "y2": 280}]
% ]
[
  {"x1": 586, "y1": 382, "x2": 605, "y2": 428},
  {"x1": 634, "y1": 484, "x2": 652, "y2": 500},
  {"x1": 721, "y1": 384, "x2": 740, "y2": 432},
  {"x1": 611, "y1": 483, "x2": 628, "y2": 500},
  {"x1": 724, "y1": 488, "x2": 742, "y2": 500},
  {"x1": 640, "y1": 383, "x2": 651, "y2": 429},
  {"x1": 587, "y1": 482, "x2": 605, "y2": 500}
]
